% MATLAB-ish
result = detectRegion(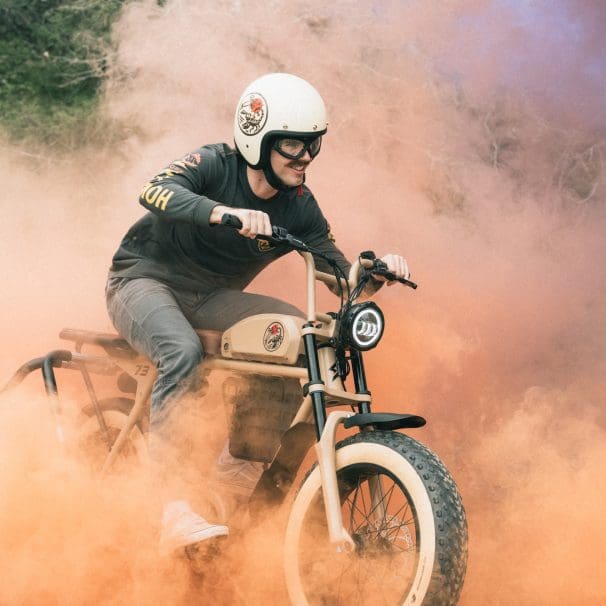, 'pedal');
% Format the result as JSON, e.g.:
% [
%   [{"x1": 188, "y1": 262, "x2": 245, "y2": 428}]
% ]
[{"x1": 184, "y1": 535, "x2": 228, "y2": 575}]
